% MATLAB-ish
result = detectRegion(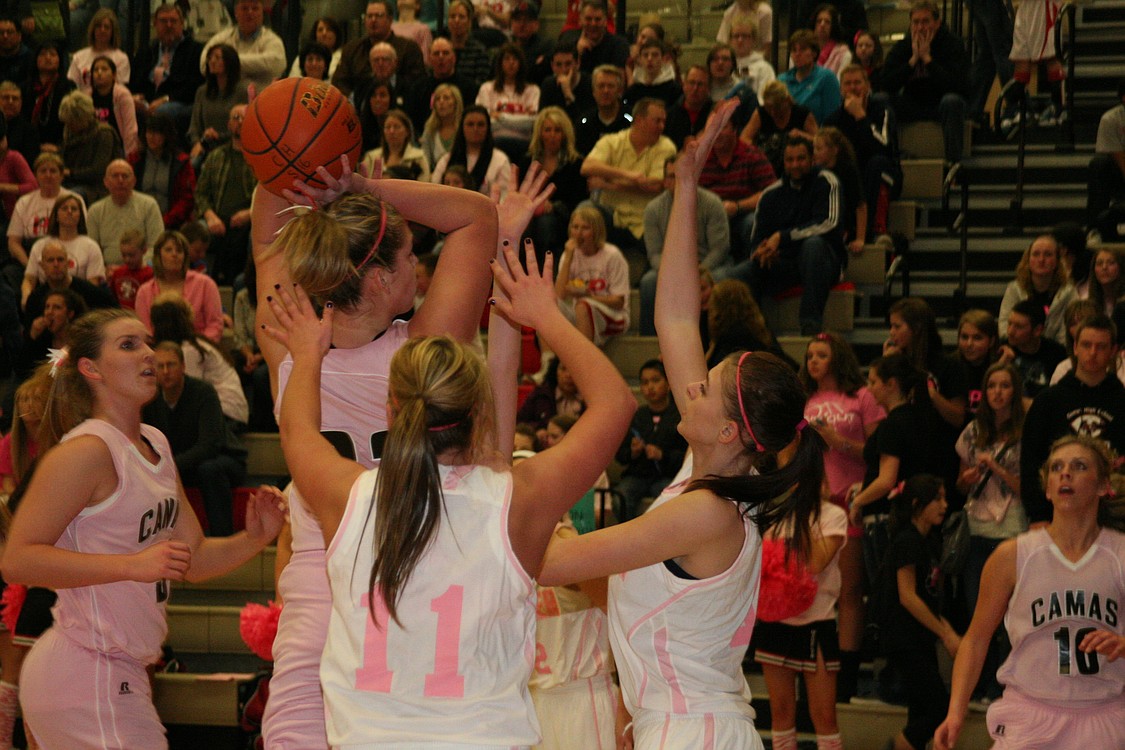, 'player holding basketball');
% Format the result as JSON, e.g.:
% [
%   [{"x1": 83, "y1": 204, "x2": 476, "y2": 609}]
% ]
[
  {"x1": 253, "y1": 156, "x2": 556, "y2": 746},
  {"x1": 261, "y1": 236, "x2": 634, "y2": 745},
  {"x1": 934, "y1": 434, "x2": 1125, "y2": 750}
]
